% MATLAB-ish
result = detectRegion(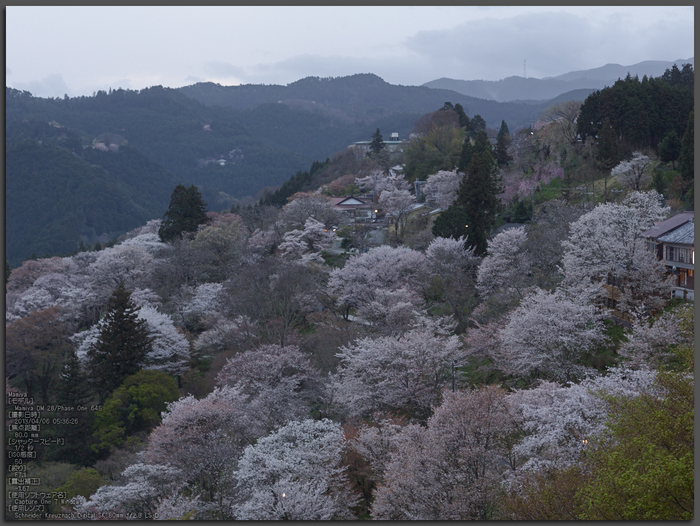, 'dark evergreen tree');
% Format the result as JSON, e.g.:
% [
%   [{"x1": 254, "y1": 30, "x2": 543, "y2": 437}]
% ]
[
  {"x1": 469, "y1": 114, "x2": 486, "y2": 139},
  {"x1": 596, "y1": 118, "x2": 619, "y2": 165},
  {"x1": 432, "y1": 203, "x2": 471, "y2": 241},
  {"x1": 56, "y1": 349, "x2": 93, "y2": 407},
  {"x1": 158, "y1": 184, "x2": 209, "y2": 242},
  {"x1": 369, "y1": 128, "x2": 386, "y2": 157},
  {"x1": 87, "y1": 283, "x2": 153, "y2": 402},
  {"x1": 495, "y1": 120, "x2": 512, "y2": 167},
  {"x1": 457, "y1": 137, "x2": 474, "y2": 173},
  {"x1": 678, "y1": 110, "x2": 694, "y2": 182},
  {"x1": 456, "y1": 130, "x2": 501, "y2": 255},
  {"x1": 45, "y1": 348, "x2": 99, "y2": 466},
  {"x1": 658, "y1": 130, "x2": 682, "y2": 169},
  {"x1": 453, "y1": 103, "x2": 470, "y2": 130},
  {"x1": 5, "y1": 259, "x2": 10, "y2": 284}
]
